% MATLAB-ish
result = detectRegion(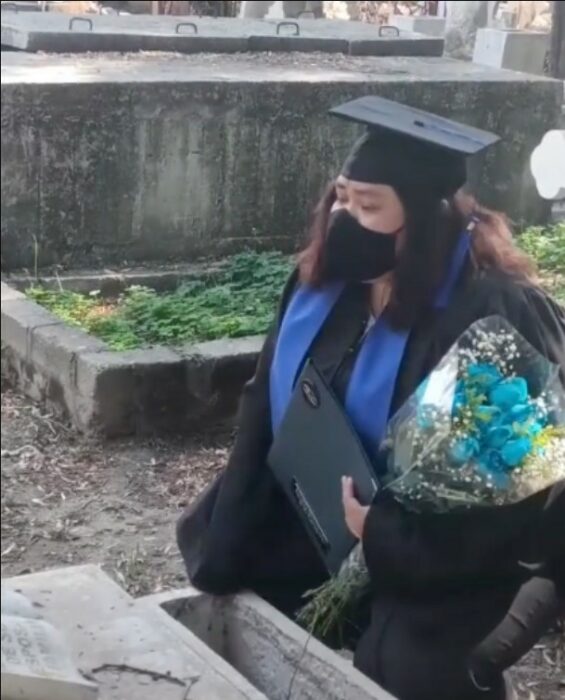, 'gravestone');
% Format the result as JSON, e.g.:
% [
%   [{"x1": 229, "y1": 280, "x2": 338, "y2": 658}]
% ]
[
  {"x1": 1, "y1": 590, "x2": 99, "y2": 700},
  {"x1": 2, "y1": 567, "x2": 269, "y2": 699},
  {"x1": 473, "y1": 28, "x2": 550, "y2": 75}
]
